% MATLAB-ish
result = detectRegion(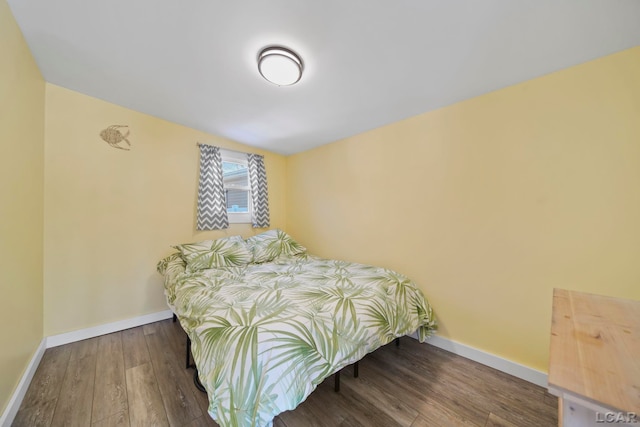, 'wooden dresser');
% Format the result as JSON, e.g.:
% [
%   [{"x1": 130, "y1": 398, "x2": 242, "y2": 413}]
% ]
[{"x1": 548, "y1": 288, "x2": 640, "y2": 427}]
